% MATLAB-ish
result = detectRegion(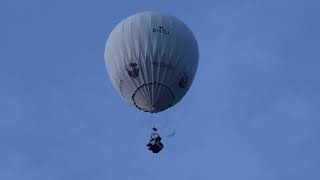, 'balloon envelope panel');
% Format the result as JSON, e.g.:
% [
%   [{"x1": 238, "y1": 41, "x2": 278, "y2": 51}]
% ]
[{"x1": 105, "y1": 12, "x2": 199, "y2": 113}]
